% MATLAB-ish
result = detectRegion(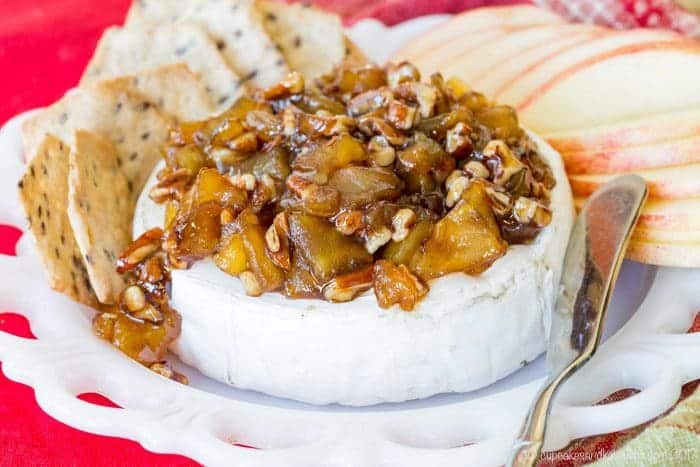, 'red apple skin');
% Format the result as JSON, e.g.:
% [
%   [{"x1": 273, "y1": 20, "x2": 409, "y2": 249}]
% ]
[
  {"x1": 514, "y1": 39, "x2": 696, "y2": 112},
  {"x1": 464, "y1": 25, "x2": 600, "y2": 90},
  {"x1": 485, "y1": 28, "x2": 607, "y2": 99},
  {"x1": 632, "y1": 227, "x2": 700, "y2": 244},
  {"x1": 627, "y1": 240, "x2": 700, "y2": 267},
  {"x1": 576, "y1": 196, "x2": 700, "y2": 232},
  {"x1": 547, "y1": 111, "x2": 700, "y2": 174},
  {"x1": 569, "y1": 164, "x2": 700, "y2": 200}
]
